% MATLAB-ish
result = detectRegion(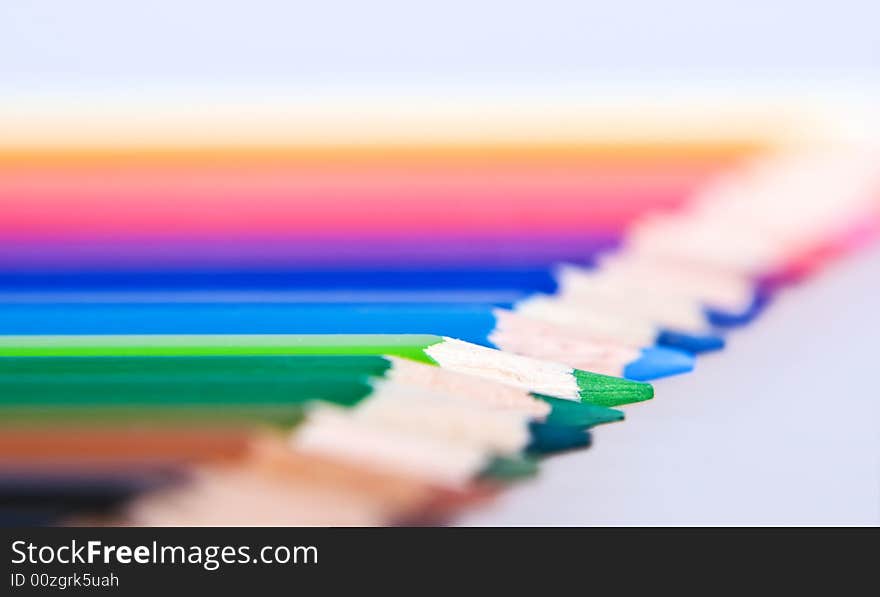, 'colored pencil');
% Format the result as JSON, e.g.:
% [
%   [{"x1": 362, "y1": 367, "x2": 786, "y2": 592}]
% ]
[
  {"x1": 0, "y1": 423, "x2": 521, "y2": 525},
  {"x1": 0, "y1": 334, "x2": 653, "y2": 406},
  {"x1": 0, "y1": 236, "x2": 618, "y2": 270},
  {"x1": 0, "y1": 277, "x2": 727, "y2": 354},
  {"x1": 0, "y1": 302, "x2": 695, "y2": 379},
  {"x1": 117, "y1": 455, "x2": 480, "y2": 526},
  {"x1": 0, "y1": 167, "x2": 709, "y2": 239},
  {"x1": 0, "y1": 368, "x2": 598, "y2": 460},
  {"x1": 0, "y1": 467, "x2": 184, "y2": 519},
  {"x1": 0, "y1": 354, "x2": 628, "y2": 425},
  {"x1": 623, "y1": 150, "x2": 880, "y2": 278}
]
